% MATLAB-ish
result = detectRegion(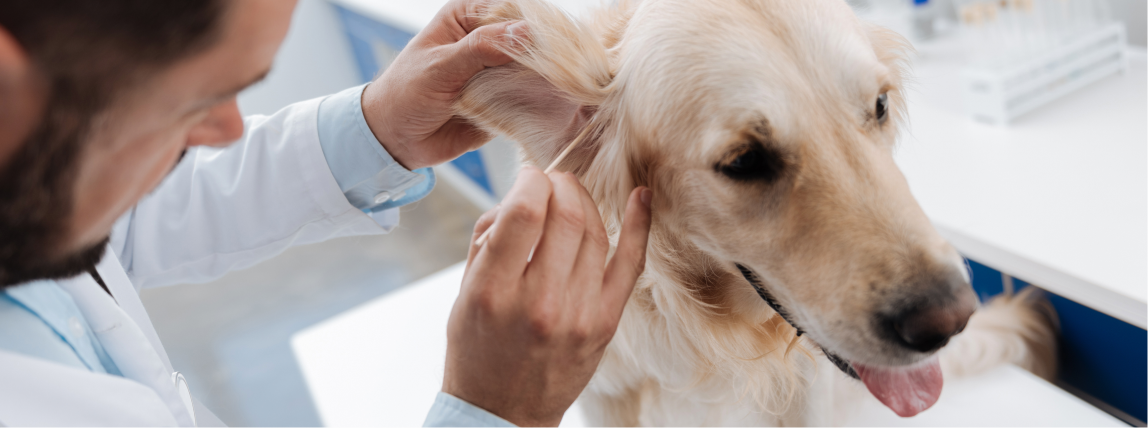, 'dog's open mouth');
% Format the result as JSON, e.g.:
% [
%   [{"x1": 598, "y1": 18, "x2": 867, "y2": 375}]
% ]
[{"x1": 735, "y1": 263, "x2": 943, "y2": 417}]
